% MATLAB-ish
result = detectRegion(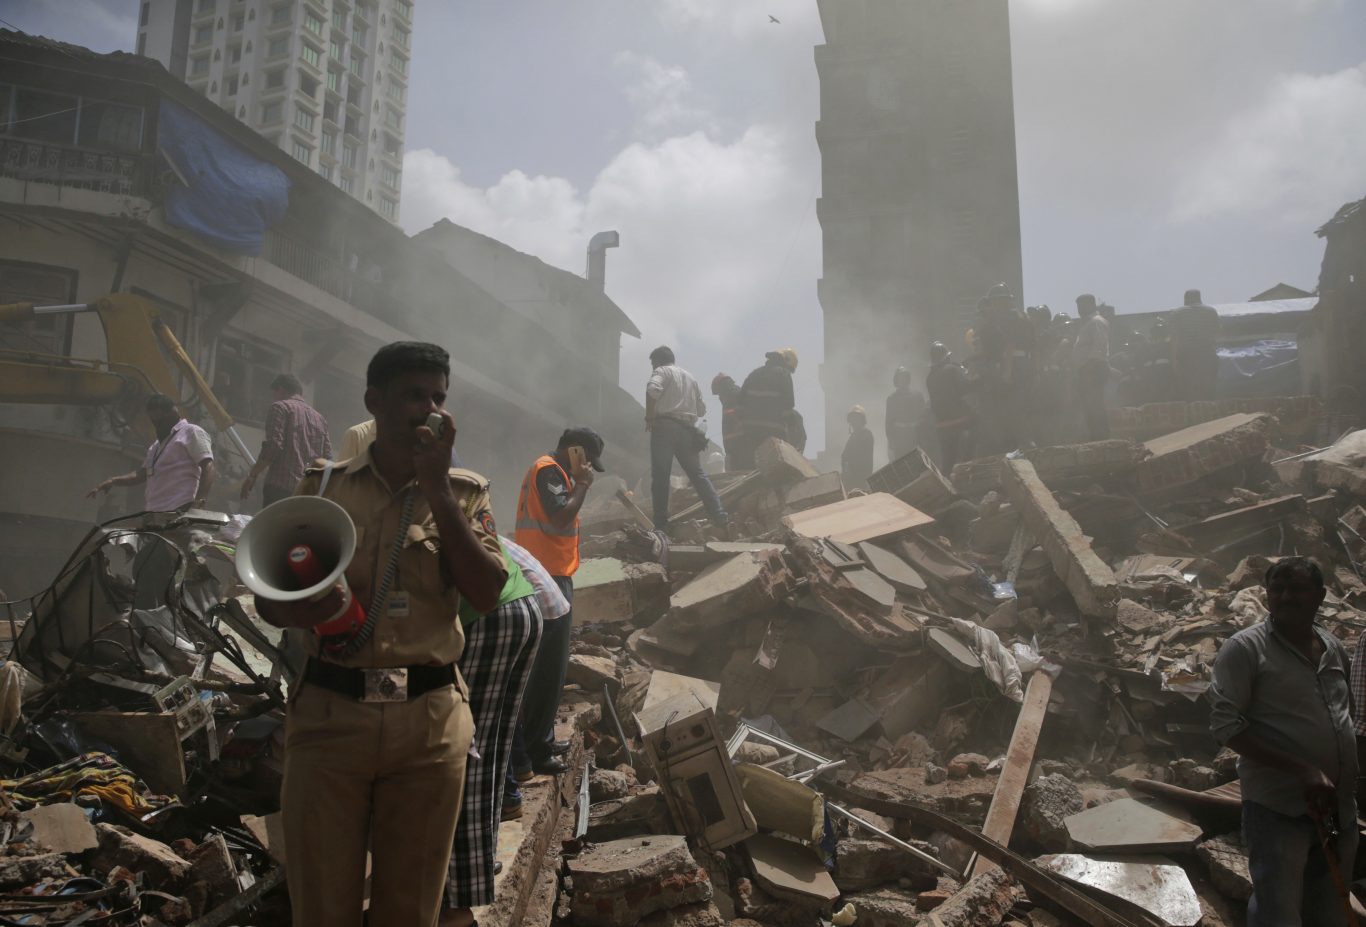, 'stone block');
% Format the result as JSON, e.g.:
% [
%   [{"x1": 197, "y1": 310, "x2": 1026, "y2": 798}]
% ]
[
  {"x1": 566, "y1": 653, "x2": 620, "y2": 693},
  {"x1": 845, "y1": 887, "x2": 923, "y2": 926},
  {"x1": 662, "y1": 549, "x2": 792, "y2": 633},
  {"x1": 1135, "y1": 413, "x2": 1274, "y2": 494},
  {"x1": 1001, "y1": 459, "x2": 1119, "y2": 619},
  {"x1": 833, "y1": 837, "x2": 940, "y2": 892},
  {"x1": 589, "y1": 768, "x2": 634, "y2": 803},
  {"x1": 783, "y1": 471, "x2": 846, "y2": 514},
  {"x1": 93, "y1": 824, "x2": 190, "y2": 887},
  {"x1": 1196, "y1": 832, "x2": 1252, "y2": 902},
  {"x1": 568, "y1": 835, "x2": 712, "y2": 927},
  {"x1": 575, "y1": 558, "x2": 670, "y2": 626},
  {"x1": 756, "y1": 437, "x2": 818, "y2": 485},
  {"x1": 1019, "y1": 773, "x2": 1084, "y2": 850}
]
